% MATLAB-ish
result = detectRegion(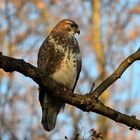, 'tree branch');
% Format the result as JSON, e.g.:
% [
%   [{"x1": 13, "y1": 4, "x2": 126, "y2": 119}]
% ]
[
  {"x1": 0, "y1": 52, "x2": 40, "y2": 83},
  {"x1": 89, "y1": 47, "x2": 140, "y2": 98},
  {"x1": 0, "y1": 49, "x2": 140, "y2": 130}
]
